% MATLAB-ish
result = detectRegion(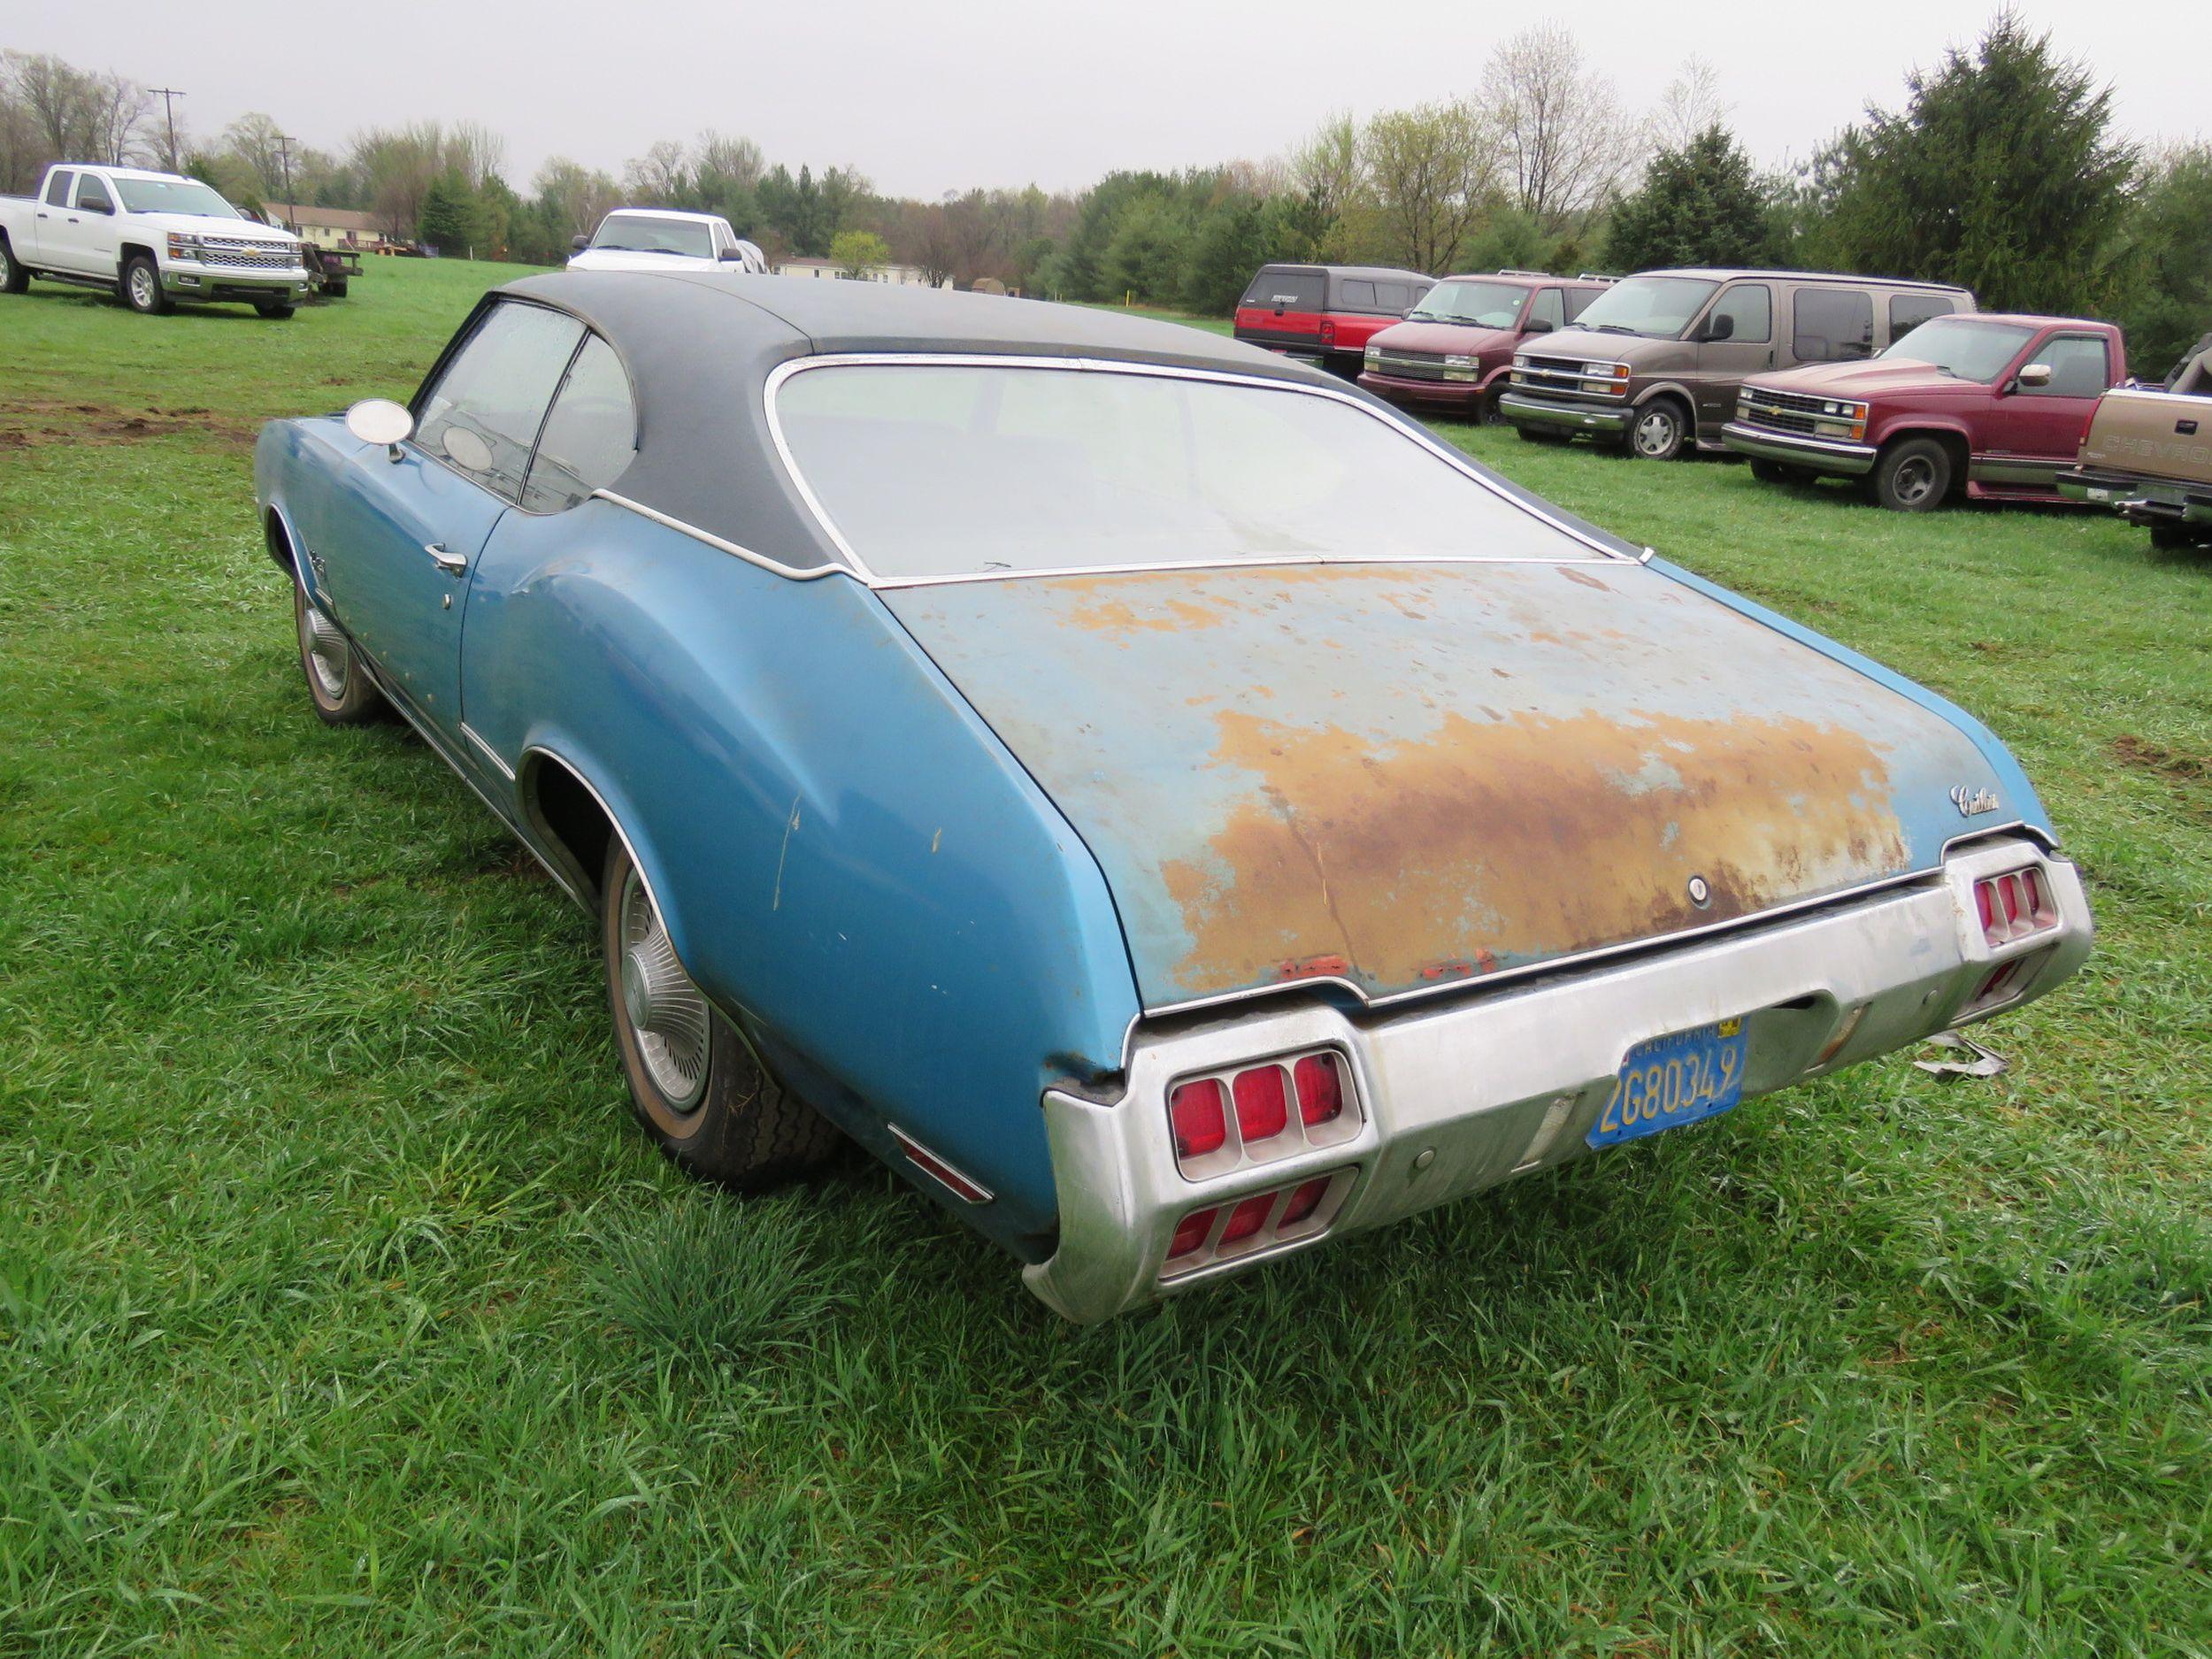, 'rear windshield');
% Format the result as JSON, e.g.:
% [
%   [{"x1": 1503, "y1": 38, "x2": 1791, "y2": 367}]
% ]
[
  {"x1": 1884, "y1": 318, "x2": 2035, "y2": 384},
  {"x1": 1240, "y1": 269, "x2": 1323, "y2": 310},
  {"x1": 1571, "y1": 276, "x2": 1718, "y2": 339},
  {"x1": 775, "y1": 364, "x2": 1585, "y2": 580},
  {"x1": 1407, "y1": 280, "x2": 1527, "y2": 328},
  {"x1": 590, "y1": 215, "x2": 714, "y2": 258}
]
